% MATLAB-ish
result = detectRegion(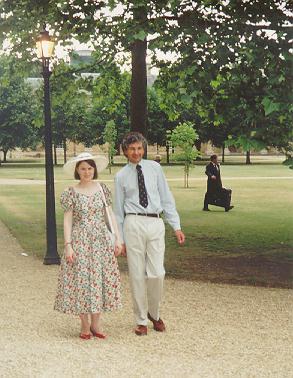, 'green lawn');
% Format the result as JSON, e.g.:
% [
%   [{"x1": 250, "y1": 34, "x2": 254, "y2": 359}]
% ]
[{"x1": 0, "y1": 159, "x2": 292, "y2": 287}]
